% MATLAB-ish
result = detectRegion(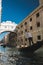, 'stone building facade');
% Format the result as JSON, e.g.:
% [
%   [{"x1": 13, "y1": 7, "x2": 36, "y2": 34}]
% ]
[
  {"x1": 16, "y1": 0, "x2": 43, "y2": 48},
  {"x1": 3, "y1": 32, "x2": 17, "y2": 47}
]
